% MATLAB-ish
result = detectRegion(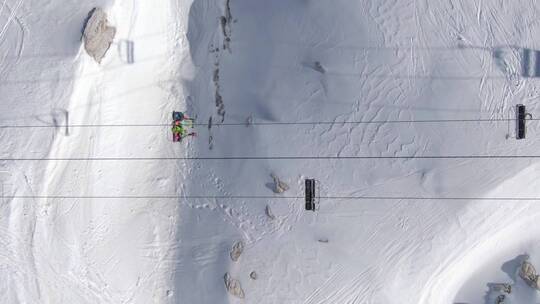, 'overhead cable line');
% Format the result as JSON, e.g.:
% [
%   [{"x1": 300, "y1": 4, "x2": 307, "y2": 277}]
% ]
[
  {"x1": 3, "y1": 155, "x2": 540, "y2": 161},
  {"x1": 0, "y1": 117, "x2": 539, "y2": 129},
  {"x1": 4, "y1": 195, "x2": 540, "y2": 201}
]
